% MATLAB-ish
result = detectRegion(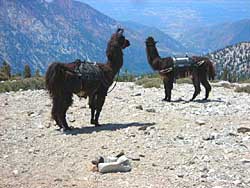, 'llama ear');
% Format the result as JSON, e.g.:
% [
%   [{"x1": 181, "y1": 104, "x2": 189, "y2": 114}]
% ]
[{"x1": 116, "y1": 28, "x2": 124, "y2": 34}]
